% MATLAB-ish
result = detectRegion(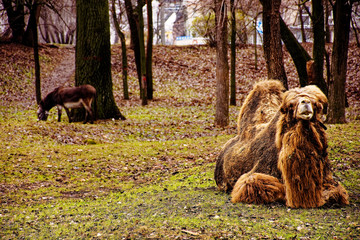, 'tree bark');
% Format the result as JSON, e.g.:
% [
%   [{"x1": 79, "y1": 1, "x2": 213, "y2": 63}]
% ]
[
  {"x1": 298, "y1": 0, "x2": 307, "y2": 43},
  {"x1": 111, "y1": 0, "x2": 129, "y2": 100},
  {"x1": 312, "y1": 0, "x2": 327, "y2": 95},
  {"x1": 138, "y1": 0, "x2": 147, "y2": 105},
  {"x1": 2, "y1": 0, "x2": 25, "y2": 43},
  {"x1": 31, "y1": 1, "x2": 41, "y2": 104},
  {"x1": 124, "y1": 0, "x2": 147, "y2": 104},
  {"x1": 124, "y1": 0, "x2": 142, "y2": 87},
  {"x1": 325, "y1": 0, "x2": 331, "y2": 43},
  {"x1": 327, "y1": 0, "x2": 352, "y2": 123},
  {"x1": 75, "y1": 0, "x2": 125, "y2": 120},
  {"x1": 215, "y1": 0, "x2": 229, "y2": 127},
  {"x1": 351, "y1": 16, "x2": 360, "y2": 47},
  {"x1": 230, "y1": 0, "x2": 236, "y2": 106},
  {"x1": 23, "y1": 1, "x2": 41, "y2": 47},
  {"x1": 146, "y1": 0, "x2": 154, "y2": 100},
  {"x1": 280, "y1": 17, "x2": 311, "y2": 87},
  {"x1": 262, "y1": 0, "x2": 288, "y2": 89}
]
